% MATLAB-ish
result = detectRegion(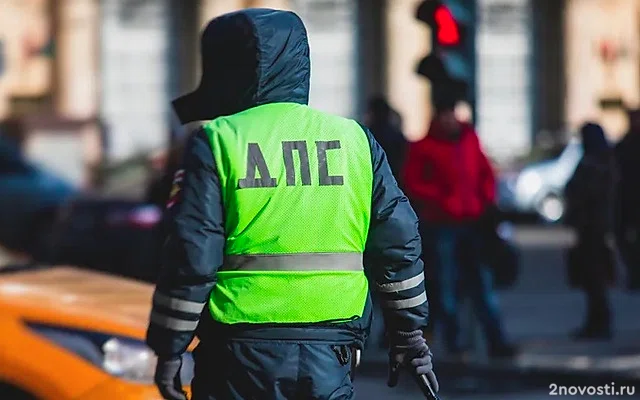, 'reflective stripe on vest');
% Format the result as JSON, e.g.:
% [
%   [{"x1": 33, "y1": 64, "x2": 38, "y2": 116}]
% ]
[{"x1": 219, "y1": 253, "x2": 363, "y2": 272}]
